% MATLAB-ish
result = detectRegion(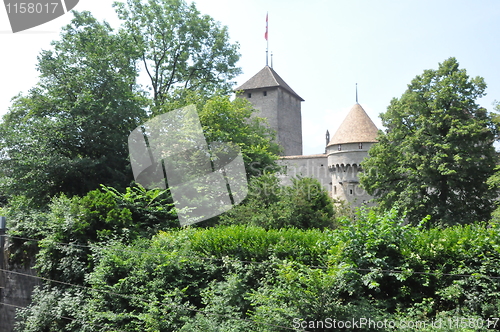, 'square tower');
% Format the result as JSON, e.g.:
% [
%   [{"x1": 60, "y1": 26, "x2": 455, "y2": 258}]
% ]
[{"x1": 235, "y1": 66, "x2": 304, "y2": 156}]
